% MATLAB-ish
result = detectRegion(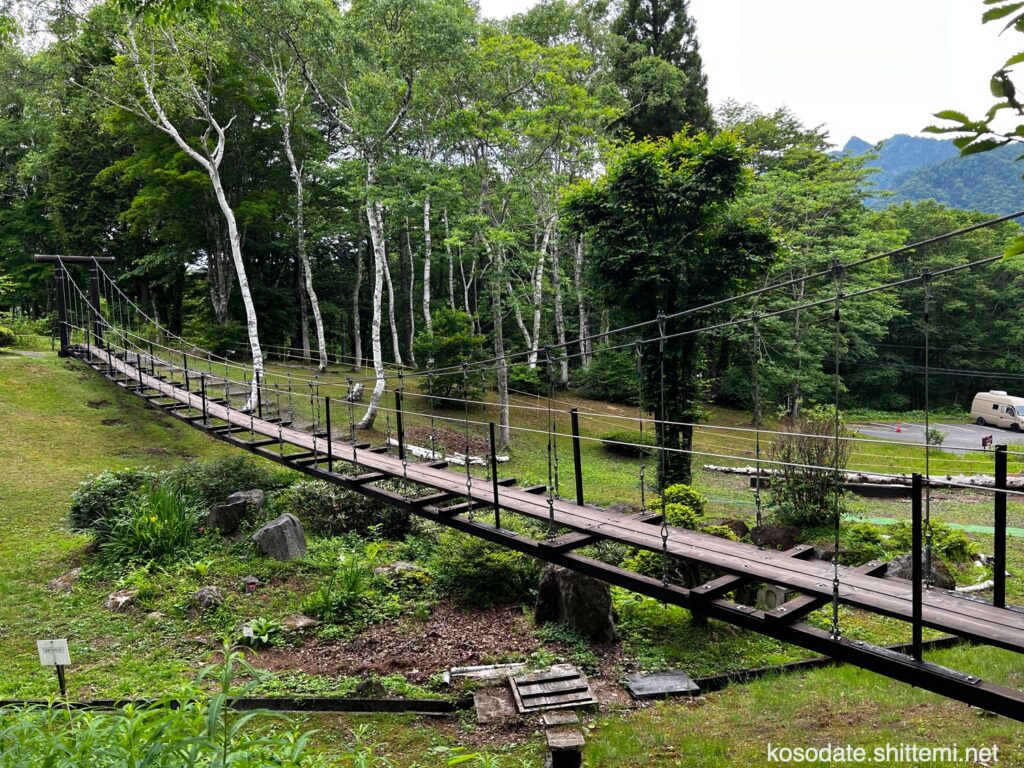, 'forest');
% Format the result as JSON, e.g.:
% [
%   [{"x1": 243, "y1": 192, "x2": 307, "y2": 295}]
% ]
[{"x1": 2, "y1": 0, "x2": 1024, "y2": 455}]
